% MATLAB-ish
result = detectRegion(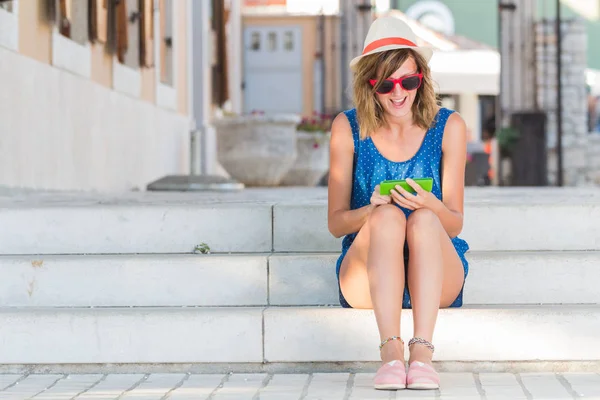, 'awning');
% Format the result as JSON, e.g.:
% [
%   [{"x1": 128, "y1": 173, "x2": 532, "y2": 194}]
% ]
[{"x1": 429, "y1": 50, "x2": 500, "y2": 95}]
